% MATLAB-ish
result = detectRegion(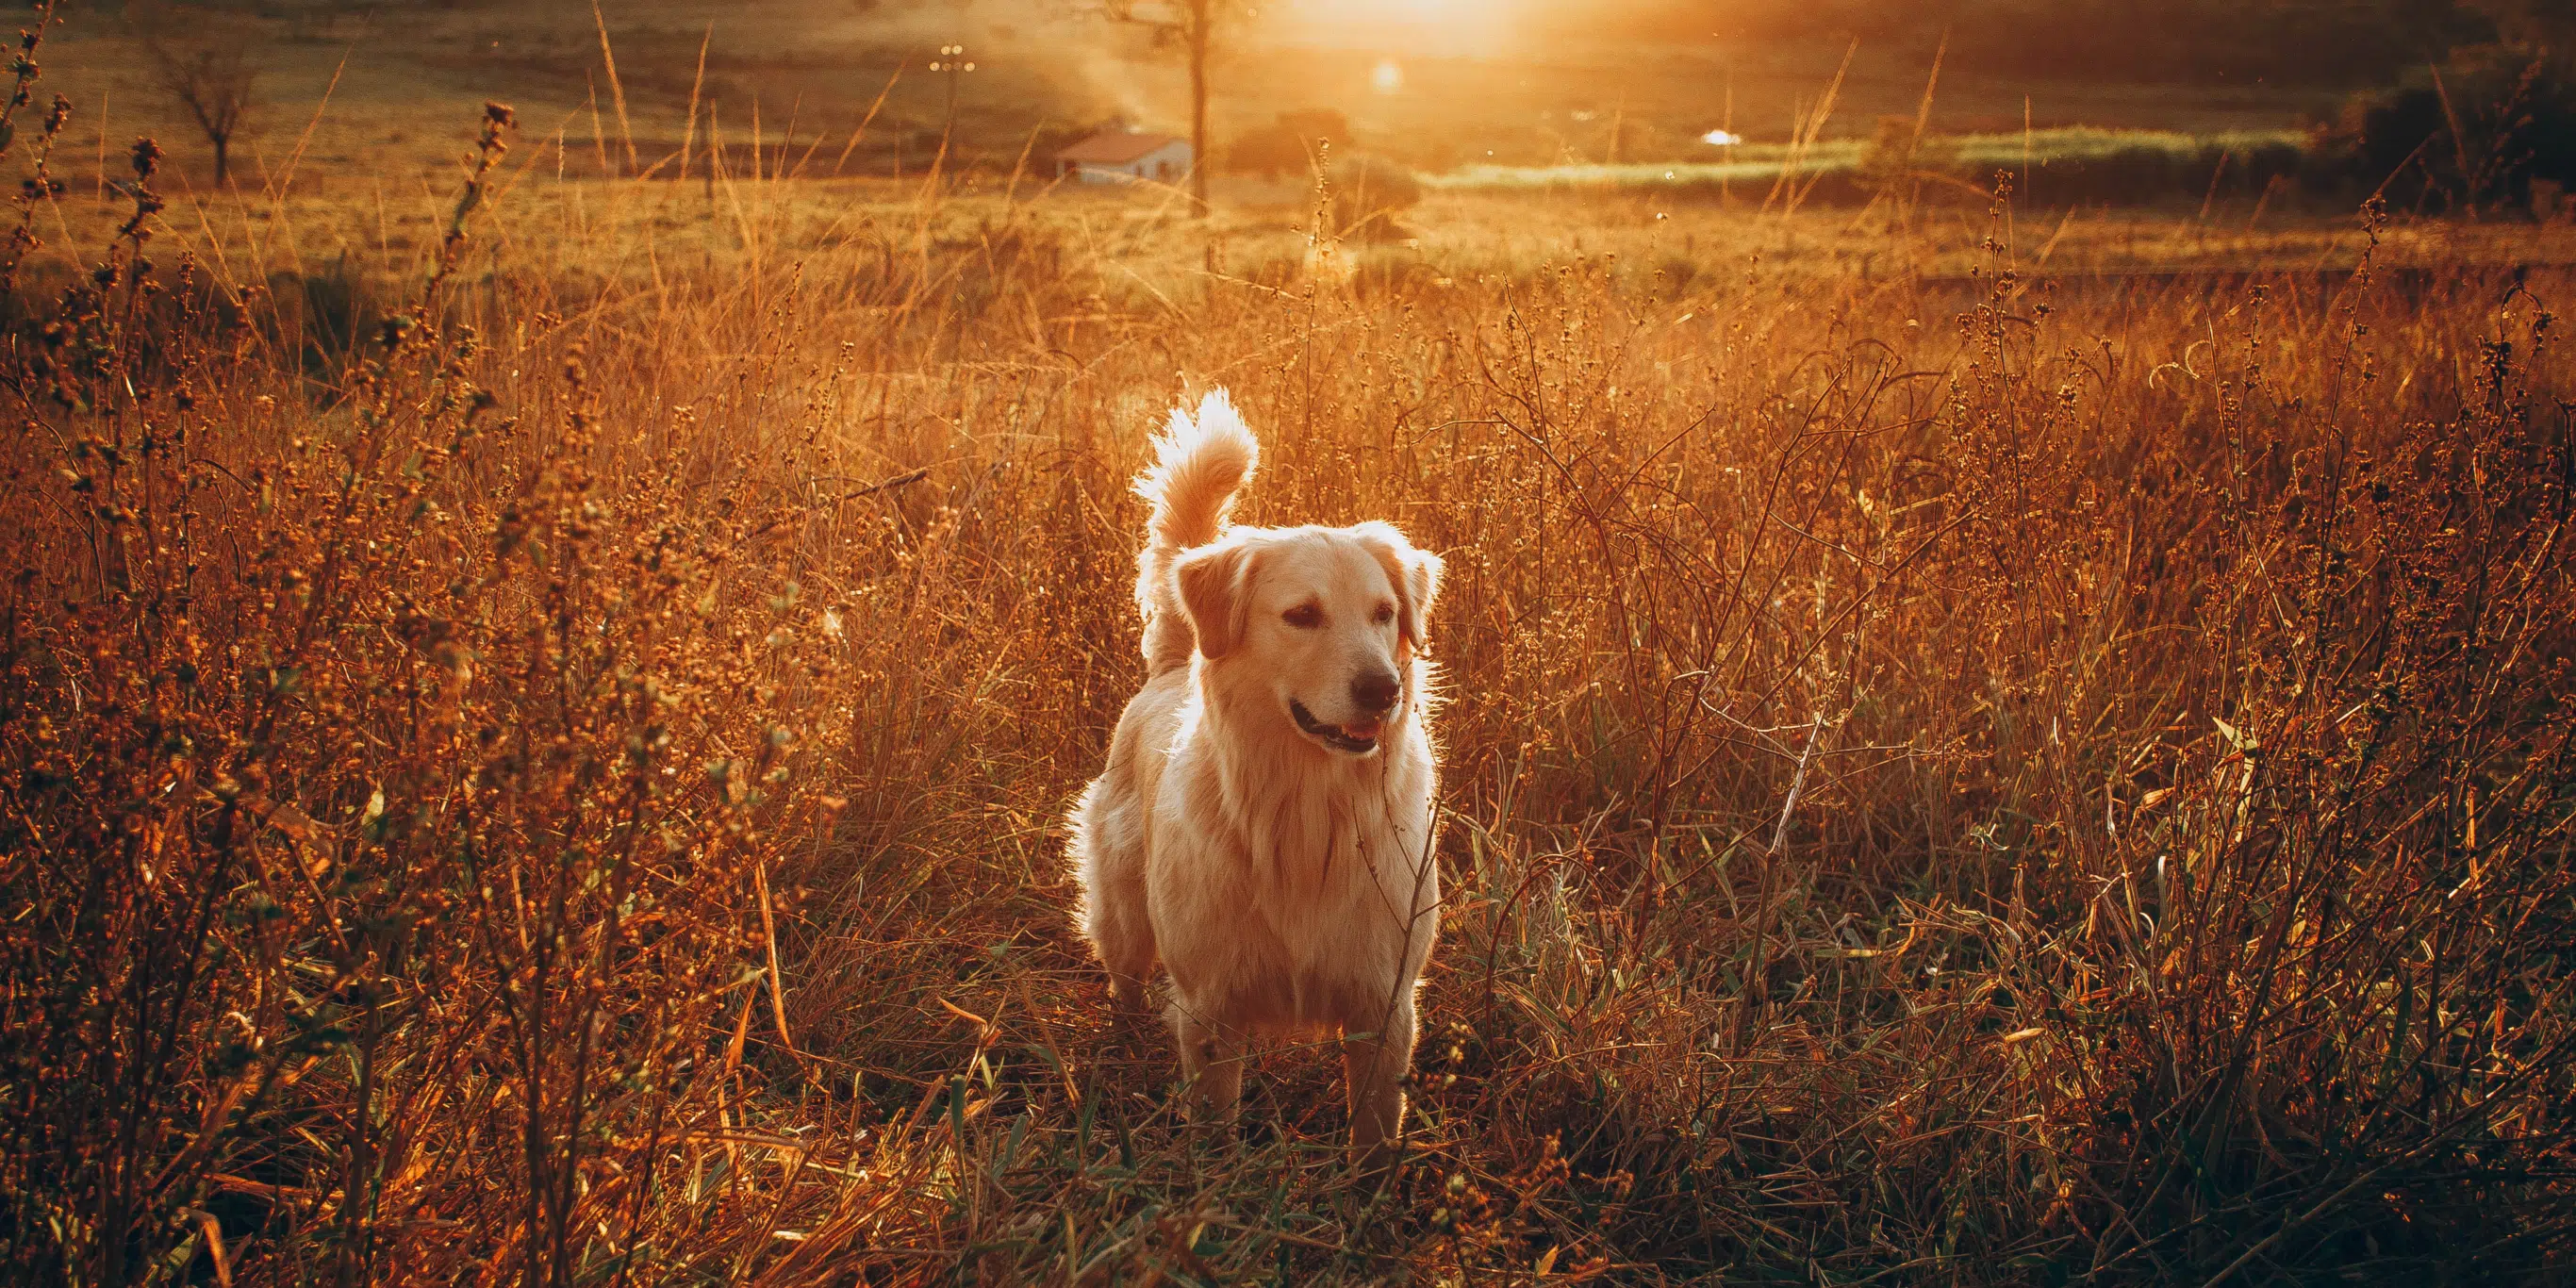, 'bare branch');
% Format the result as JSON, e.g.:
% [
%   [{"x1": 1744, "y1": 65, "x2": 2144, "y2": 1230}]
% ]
[{"x1": 132, "y1": 3, "x2": 261, "y2": 186}]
